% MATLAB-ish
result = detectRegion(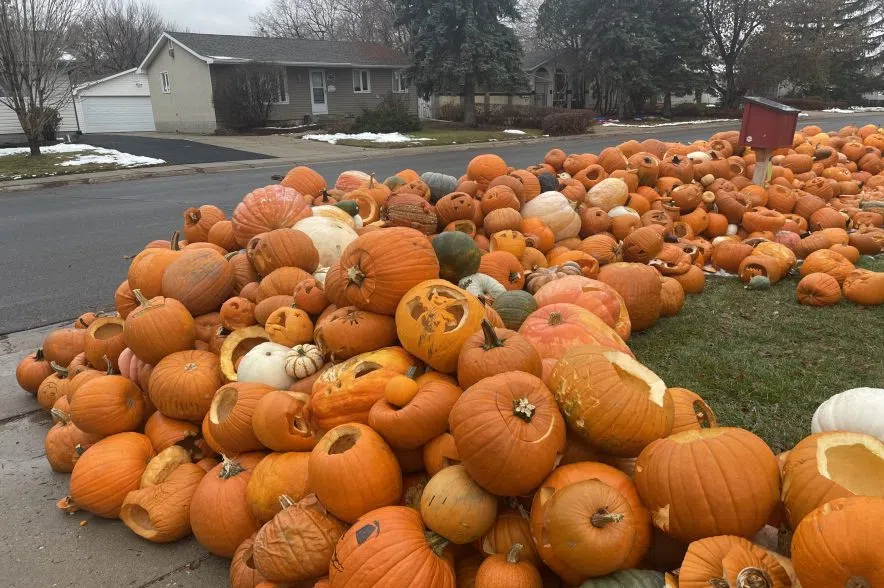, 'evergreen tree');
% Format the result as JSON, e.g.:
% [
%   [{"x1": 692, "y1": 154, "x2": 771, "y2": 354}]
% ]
[
  {"x1": 393, "y1": 0, "x2": 527, "y2": 126},
  {"x1": 649, "y1": 0, "x2": 710, "y2": 115}
]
